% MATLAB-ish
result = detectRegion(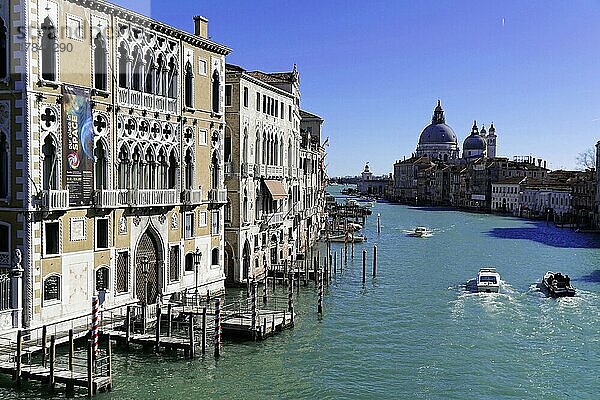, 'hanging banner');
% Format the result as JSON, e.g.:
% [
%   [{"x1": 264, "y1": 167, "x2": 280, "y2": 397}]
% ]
[{"x1": 62, "y1": 85, "x2": 94, "y2": 206}]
